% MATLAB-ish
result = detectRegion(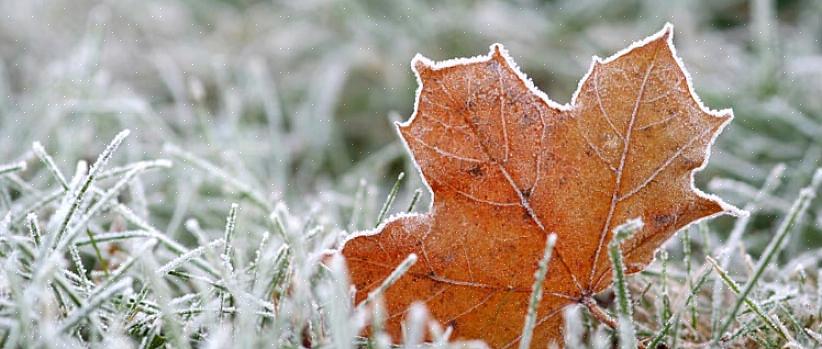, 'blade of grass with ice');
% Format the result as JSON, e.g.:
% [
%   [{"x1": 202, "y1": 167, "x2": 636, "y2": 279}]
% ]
[
  {"x1": 50, "y1": 130, "x2": 130, "y2": 251},
  {"x1": 157, "y1": 239, "x2": 225, "y2": 275},
  {"x1": 58, "y1": 278, "x2": 132, "y2": 334},
  {"x1": 165, "y1": 144, "x2": 272, "y2": 212},
  {"x1": 518, "y1": 233, "x2": 557, "y2": 349},
  {"x1": 26, "y1": 213, "x2": 41, "y2": 247},
  {"x1": 374, "y1": 172, "x2": 403, "y2": 227},
  {"x1": 715, "y1": 168, "x2": 822, "y2": 342},
  {"x1": 610, "y1": 218, "x2": 643, "y2": 349},
  {"x1": 357, "y1": 253, "x2": 417, "y2": 311},
  {"x1": 56, "y1": 163, "x2": 152, "y2": 251},
  {"x1": 222, "y1": 203, "x2": 239, "y2": 272},
  {"x1": 32, "y1": 142, "x2": 69, "y2": 190},
  {"x1": 0, "y1": 161, "x2": 26, "y2": 176},
  {"x1": 710, "y1": 163, "x2": 785, "y2": 334},
  {"x1": 707, "y1": 255, "x2": 792, "y2": 341}
]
